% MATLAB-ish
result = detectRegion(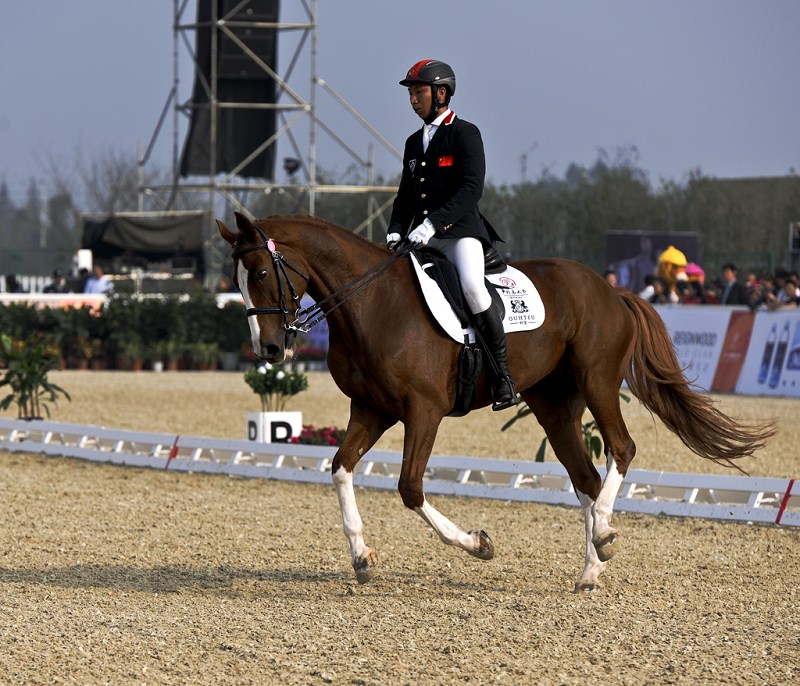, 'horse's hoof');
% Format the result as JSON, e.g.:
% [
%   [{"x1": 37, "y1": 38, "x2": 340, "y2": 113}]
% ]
[
  {"x1": 574, "y1": 580, "x2": 601, "y2": 593},
  {"x1": 467, "y1": 529, "x2": 495, "y2": 560},
  {"x1": 353, "y1": 550, "x2": 378, "y2": 584},
  {"x1": 593, "y1": 531, "x2": 621, "y2": 562}
]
